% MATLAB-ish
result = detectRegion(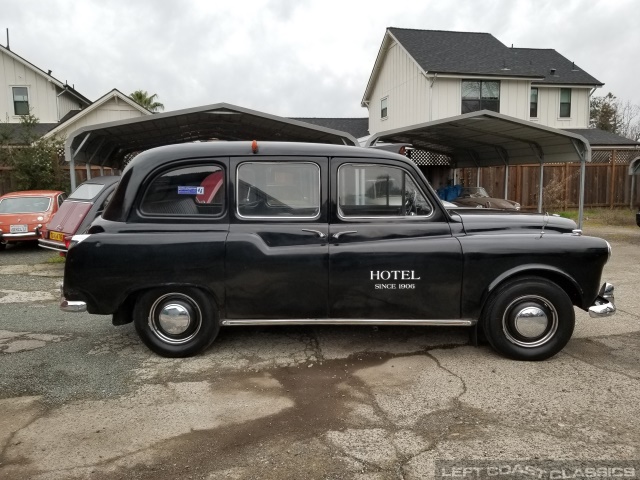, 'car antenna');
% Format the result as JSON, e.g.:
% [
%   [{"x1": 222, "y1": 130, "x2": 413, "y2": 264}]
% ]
[{"x1": 540, "y1": 212, "x2": 549, "y2": 238}]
